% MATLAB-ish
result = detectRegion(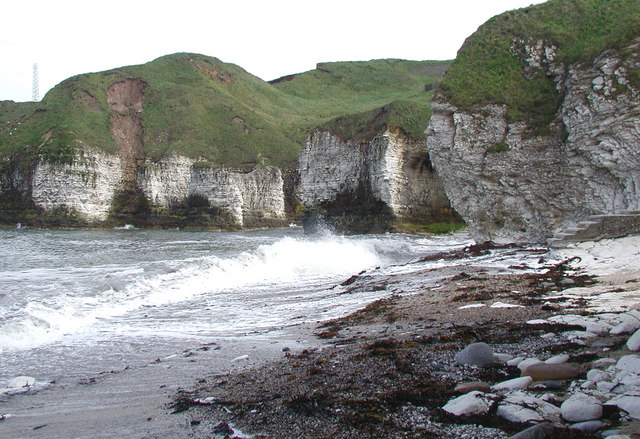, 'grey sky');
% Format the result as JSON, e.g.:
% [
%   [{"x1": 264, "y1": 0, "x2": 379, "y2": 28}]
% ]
[{"x1": 1, "y1": 0, "x2": 546, "y2": 102}]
